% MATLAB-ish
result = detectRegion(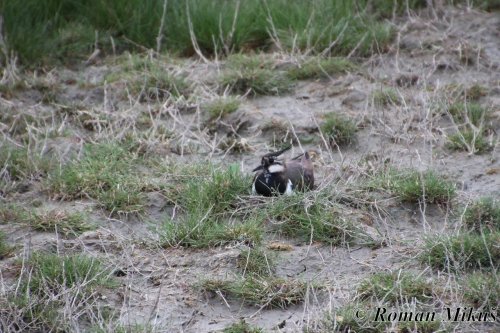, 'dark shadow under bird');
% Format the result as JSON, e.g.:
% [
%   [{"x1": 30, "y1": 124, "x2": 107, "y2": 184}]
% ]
[{"x1": 252, "y1": 146, "x2": 314, "y2": 196}]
